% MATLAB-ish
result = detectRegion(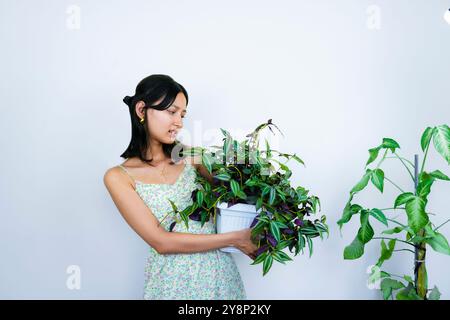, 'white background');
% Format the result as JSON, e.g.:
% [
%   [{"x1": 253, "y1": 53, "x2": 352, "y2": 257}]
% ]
[{"x1": 1, "y1": 0, "x2": 449, "y2": 299}]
